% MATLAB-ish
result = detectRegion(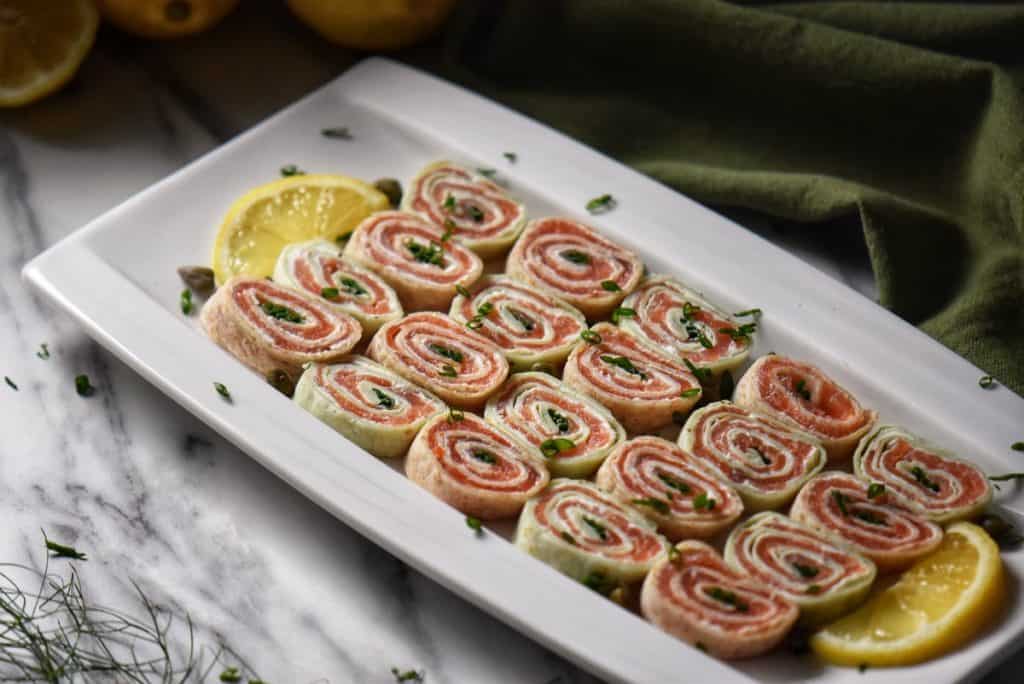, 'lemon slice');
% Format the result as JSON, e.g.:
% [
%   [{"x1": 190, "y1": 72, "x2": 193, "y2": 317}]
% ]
[
  {"x1": 811, "y1": 522, "x2": 1005, "y2": 667},
  {"x1": 212, "y1": 174, "x2": 389, "y2": 285},
  {"x1": 0, "y1": 0, "x2": 99, "y2": 107}
]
